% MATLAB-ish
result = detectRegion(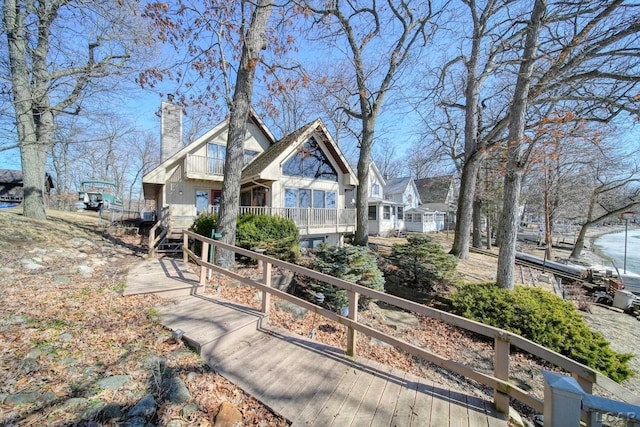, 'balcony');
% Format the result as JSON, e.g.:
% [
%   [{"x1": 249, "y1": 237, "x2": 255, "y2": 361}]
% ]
[
  {"x1": 185, "y1": 154, "x2": 224, "y2": 181},
  {"x1": 210, "y1": 206, "x2": 356, "y2": 235}
]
